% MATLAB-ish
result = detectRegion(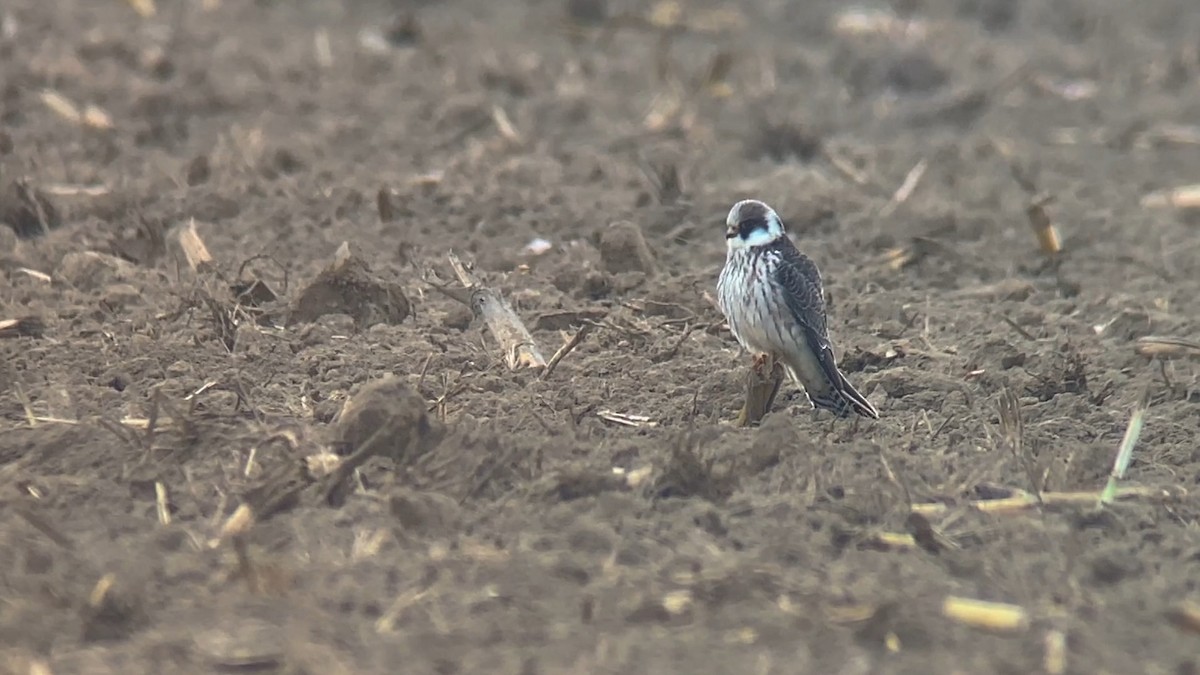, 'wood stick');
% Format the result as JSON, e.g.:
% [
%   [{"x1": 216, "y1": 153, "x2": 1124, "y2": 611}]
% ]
[
  {"x1": 178, "y1": 218, "x2": 215, "y2": 272},
  {"x1": 1026, "y1": 194, "x2": 1061, "y2": 255},
  {"x1": 0, "y1": 317, "x2": 45, "y2": 338},
  {"x1": 447, "y1": 251, "x2": 547, "y2": 370},
  {"x1": 736, "y1": 354, "x2": 784, "y2": 427}
]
